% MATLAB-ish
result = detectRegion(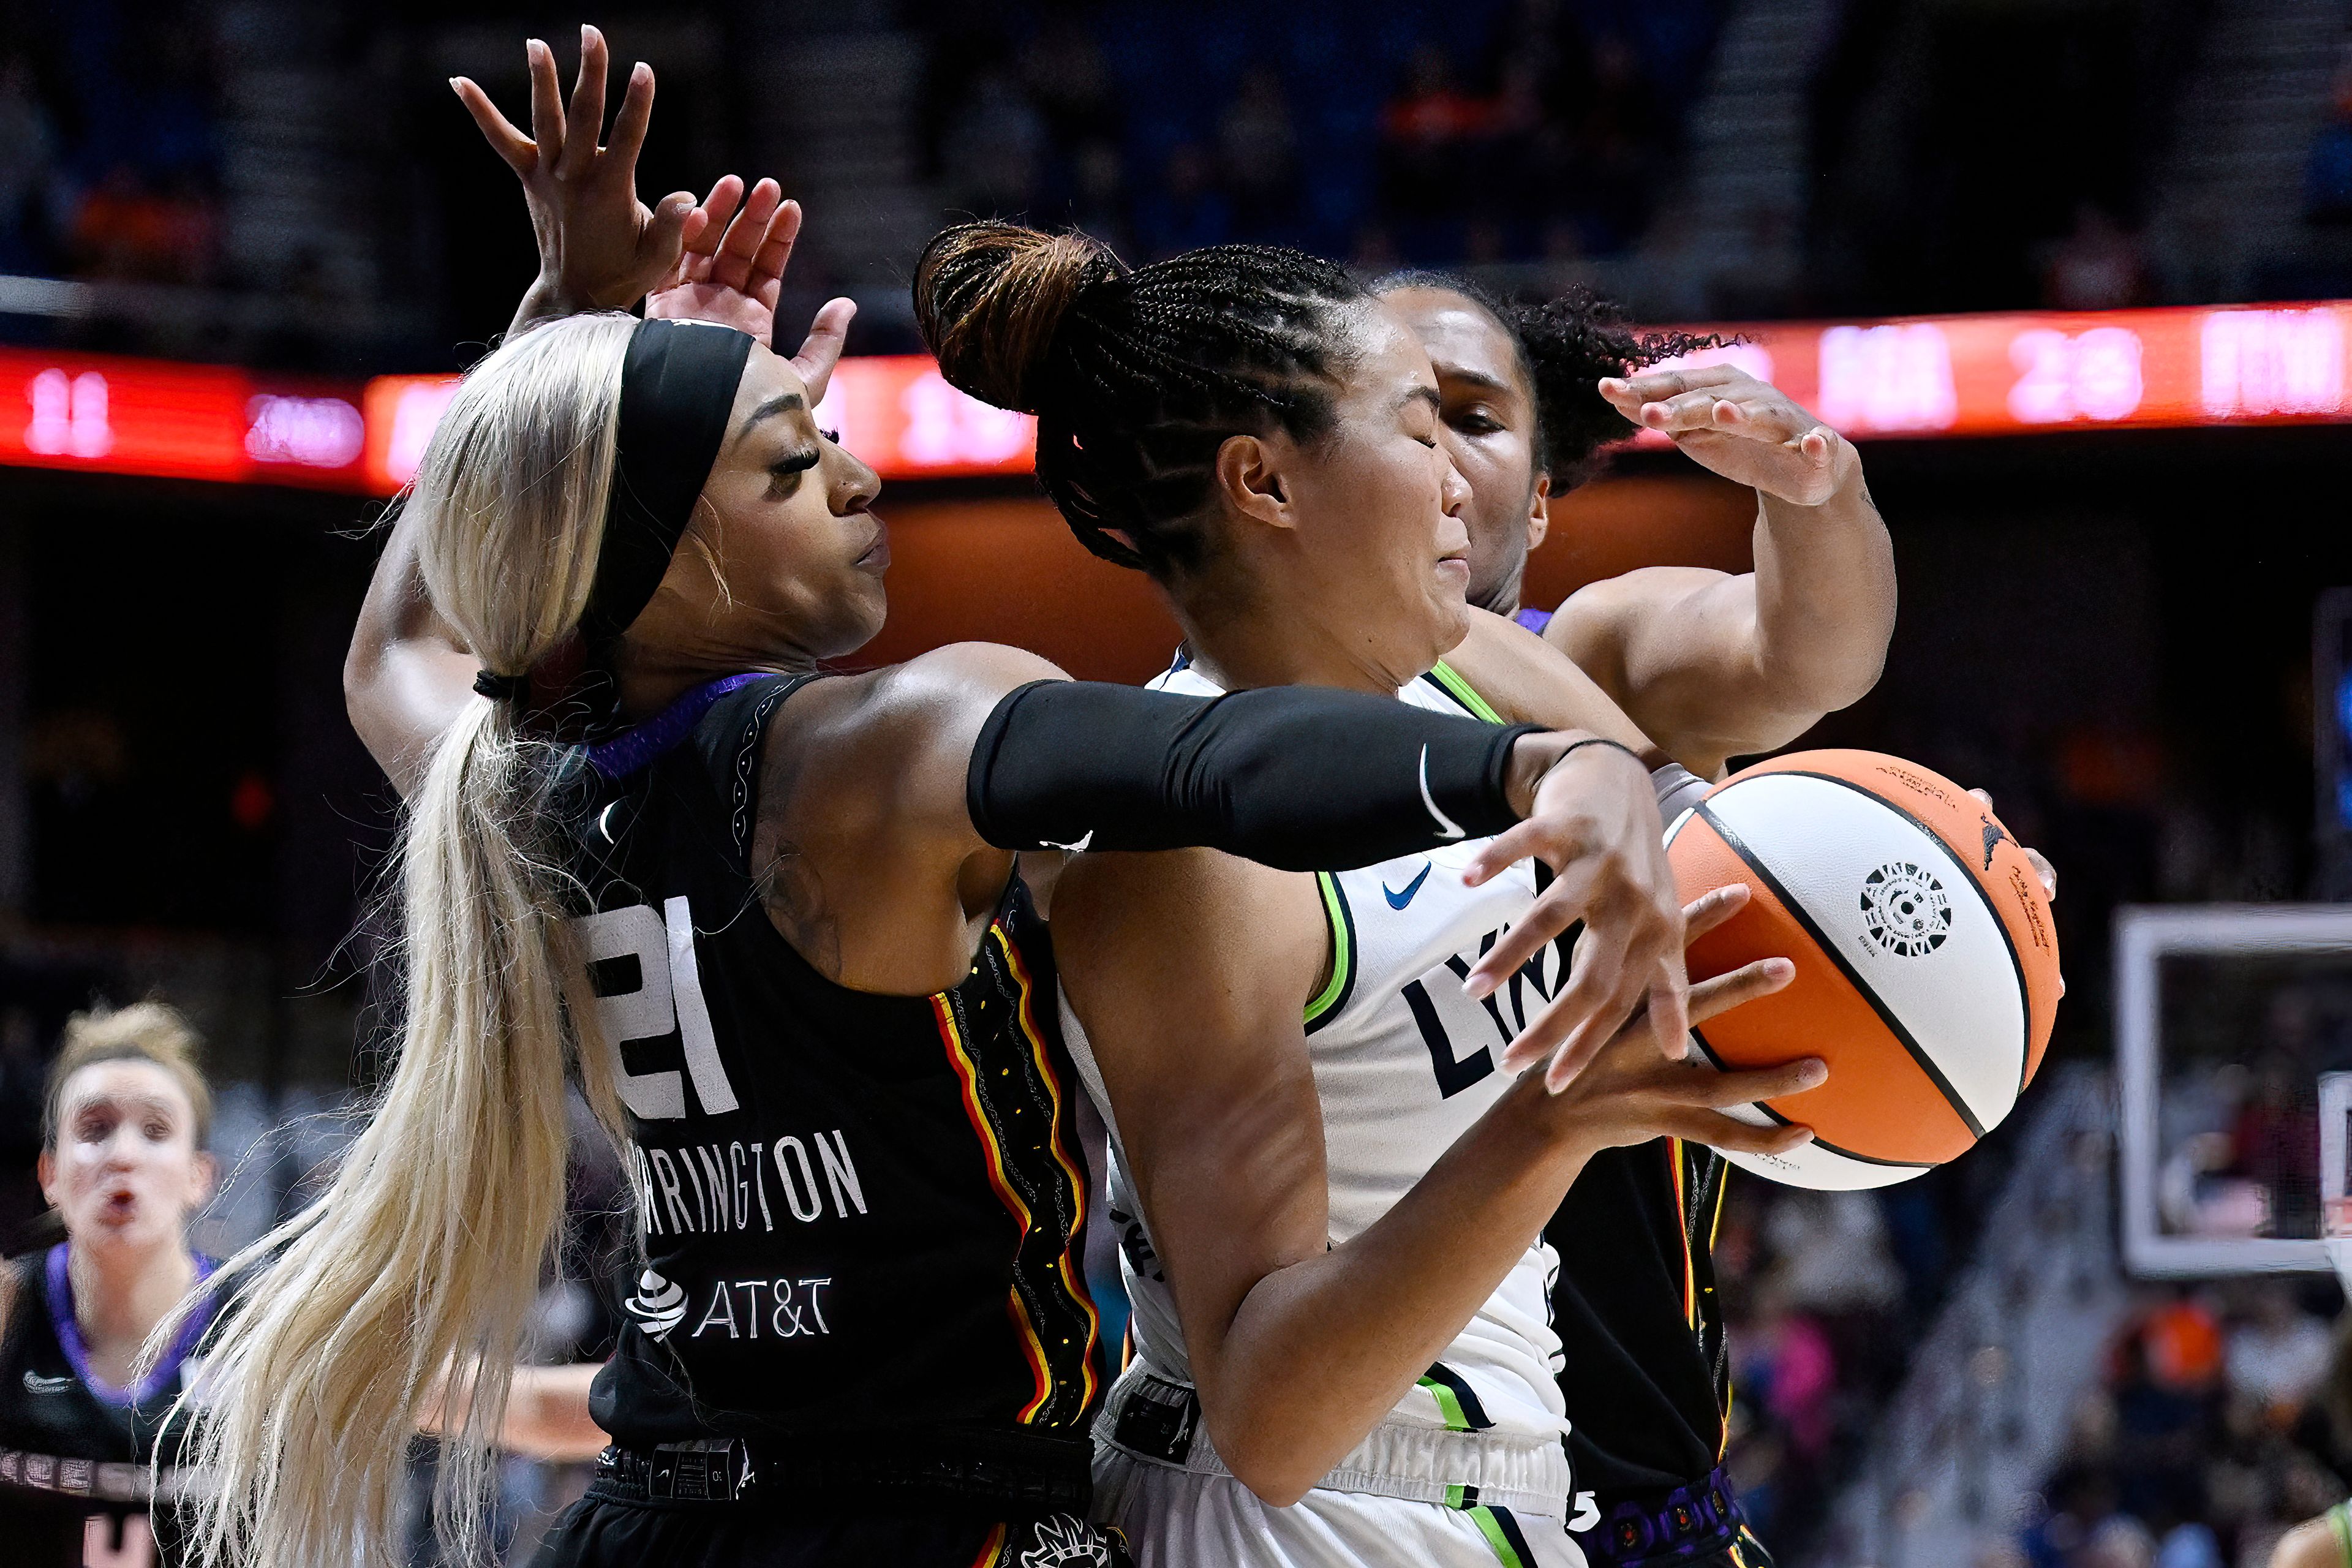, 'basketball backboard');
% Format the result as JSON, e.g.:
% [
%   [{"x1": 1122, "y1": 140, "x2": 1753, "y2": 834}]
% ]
[{"x1": 2117, "y1": 904, "x2": 2352, "y2": 1277}]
